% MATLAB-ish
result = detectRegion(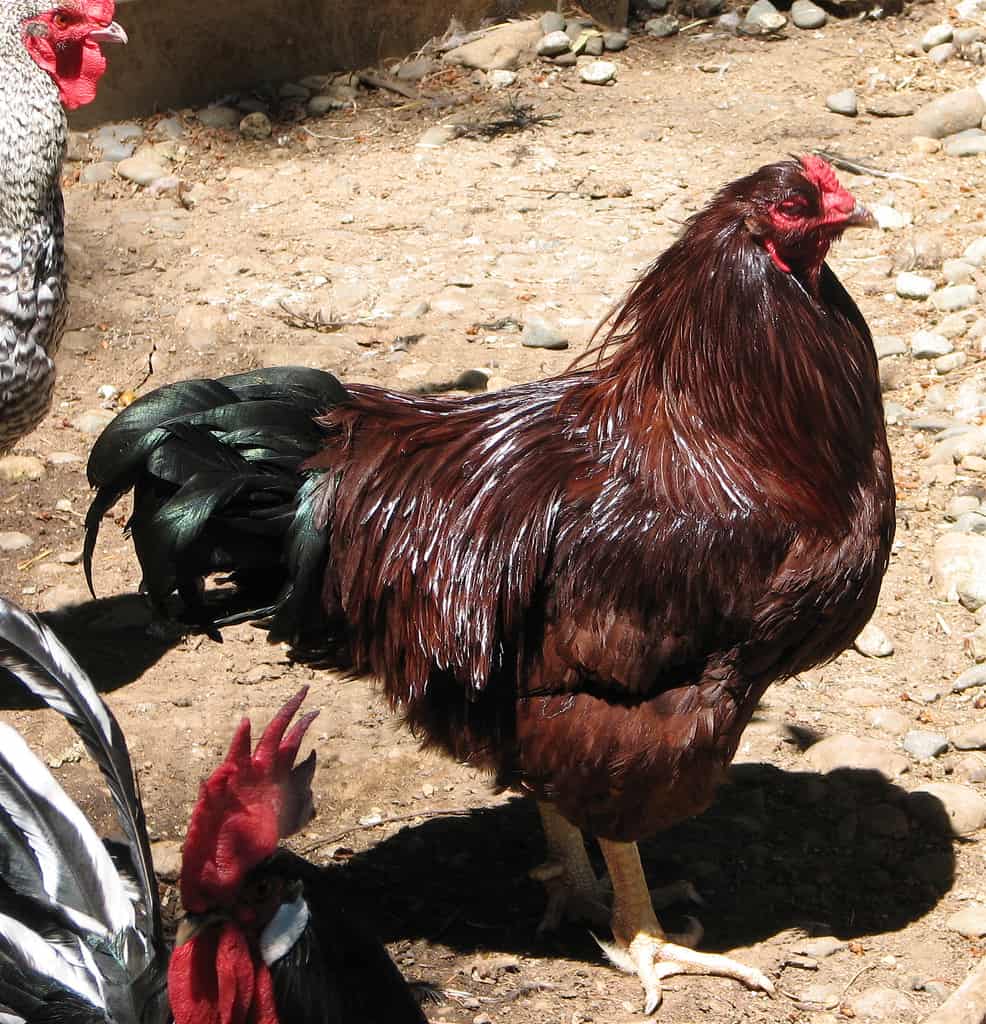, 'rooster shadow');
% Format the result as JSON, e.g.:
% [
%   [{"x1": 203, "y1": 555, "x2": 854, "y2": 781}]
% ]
[
  {"x1": 0, "y1": 594, "x2": 182, "y2": 707},
  {"x1": 339, "y1": 762, "x2": 955, "y2": 961}
]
